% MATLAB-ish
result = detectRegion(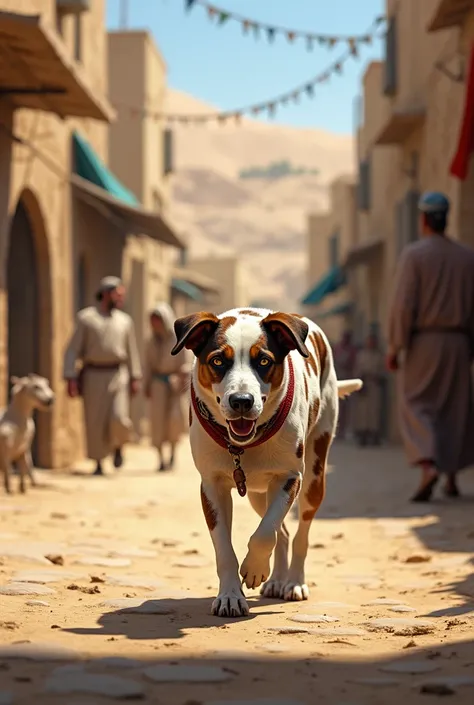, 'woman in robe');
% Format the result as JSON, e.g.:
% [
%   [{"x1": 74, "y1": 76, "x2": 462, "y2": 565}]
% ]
[{"x1": 144, "y1": 303, "x2": 191, "y2": 471}]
